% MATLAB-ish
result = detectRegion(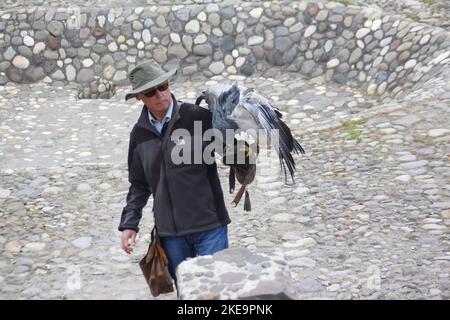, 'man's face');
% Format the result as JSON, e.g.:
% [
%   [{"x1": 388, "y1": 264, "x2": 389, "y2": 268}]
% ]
[{"x1": 136, "y1": 81, "x2": 172, "y2": 113}]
